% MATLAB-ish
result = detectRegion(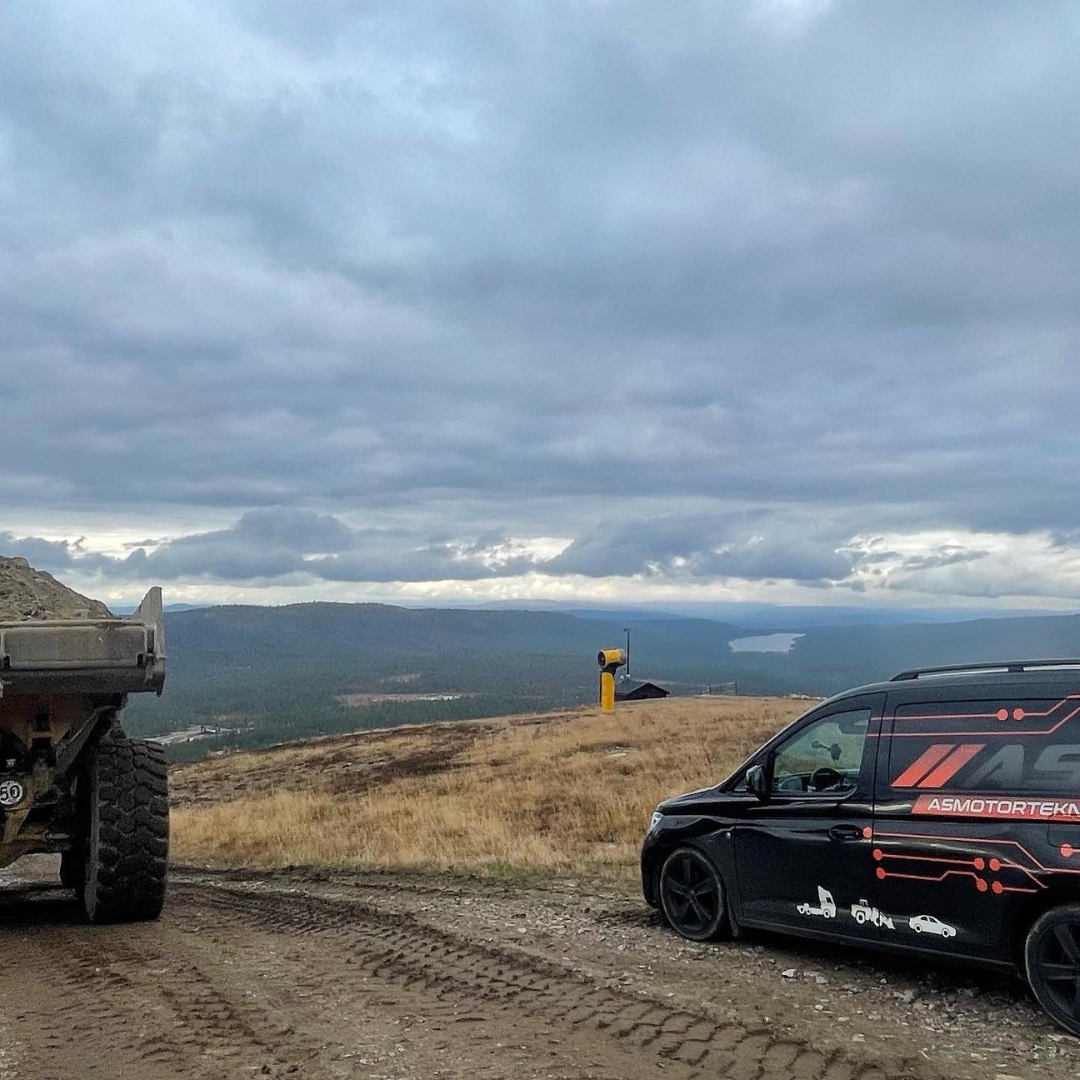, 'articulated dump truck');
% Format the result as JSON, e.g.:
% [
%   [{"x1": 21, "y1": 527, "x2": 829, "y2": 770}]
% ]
[{"x1": 0, "y1": 587, "x2": 168, "y2": 923}]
